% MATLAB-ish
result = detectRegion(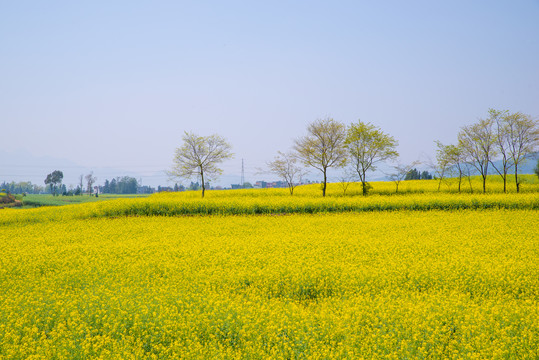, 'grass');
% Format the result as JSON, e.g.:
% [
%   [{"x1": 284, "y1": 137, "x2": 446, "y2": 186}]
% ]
[{"x1": 21, "y1": 193, "x2": 151, "y2": 208}]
